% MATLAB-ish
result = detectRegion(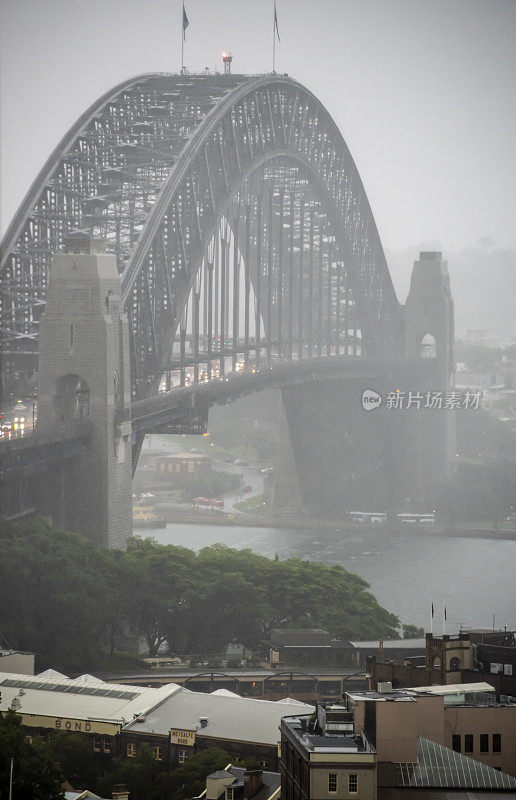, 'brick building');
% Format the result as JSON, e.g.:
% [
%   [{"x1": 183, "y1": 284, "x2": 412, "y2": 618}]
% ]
[
  {"x1": 0, "y1": 669, "x2": 313, "y2": 771},
  {"x1": 155, "y1": 453, "x2": 212, "y2": 487},
  {"x1": 280, "y1": 708, "x2": 377, "y2": 800},
  {"x1": 367, "y1": 629, "x2": 516, "y2": 698},
  {"x1": 346, "y1": 682, "x2": 516, "y2": 777}
]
